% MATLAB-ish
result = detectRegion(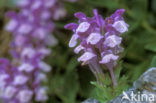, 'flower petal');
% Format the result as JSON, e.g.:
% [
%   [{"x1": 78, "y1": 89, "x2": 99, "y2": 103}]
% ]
[
  {"x1": 100, "y1": 54, "x2": 119, "y2": 64},
  {"x1": 64, "y1": 23, "x2": 78, "y2": 30},
  {"x1": 87, "y1": 32, "x2": 103, "y2": 45},
  {"x1": 53, "y1": 8, "x2": 66, "y2": 20},
  {"x1": 74, "y1": 12, "x2": 86, "y2": 19},
  {"x1": 18, "y1": 63, "x2": 34, "y2": 72},
  {"x1": 112, "y1": 20, "x2": 128, "y2": 33},
  {"x1": 35, "y1": 88, "x2": 48, "y2": 101},
  {"x1": 74, "y1": 45, "x2": 84, "y2": 54},
  {"x1": 104, "y1": 35, "x2": 122, "y2": 48},
  {"x1": 13, "y1": 75, "x2": 28, "y2": 85},
  {"x1": 38, "y1": 61, "x2": 51, "y2": 72},
  {"x1": 69, "y1": 34, "x2": 79, "y2": 47},
  {"x1": 78, "y1": 52, "x2": 96, "y2": 62},
  {"x1": 18, "y1": 23, "x2": 32, "y2": 34},
  {"x1": 5, "y1": 19, "x2": 18, "y2": 32},
  {"x1": 76, "y1": 22, "x2": 90, "y2": 33},
  {"x1": 21, "y1": 47, "x2": 35, "y2": 58},
  {"x1": 3, "y1": 86, "x2": 17, "y2": 99},
  {"x1": 17, "y1": 90, "x2": 33, "y2": 103}
]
